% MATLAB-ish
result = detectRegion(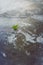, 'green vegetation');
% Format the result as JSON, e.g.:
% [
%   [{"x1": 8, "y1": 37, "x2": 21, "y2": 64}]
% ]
[{"x1": 12, "y1": 24, "x2": 19, "y2": 30}]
